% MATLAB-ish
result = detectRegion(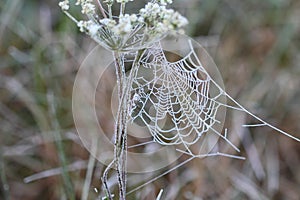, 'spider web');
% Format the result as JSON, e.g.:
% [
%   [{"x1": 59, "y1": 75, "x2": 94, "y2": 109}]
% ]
[
  {"x1": 126, "y1": 39, "x2": 300, "y2": 159},
  {"x1": 122, "y1": 39, "x2": 300, "y2": 195},
  {"x1": 127, "y1": 40, "x2": 240, "y2": 157}
]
